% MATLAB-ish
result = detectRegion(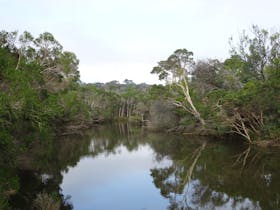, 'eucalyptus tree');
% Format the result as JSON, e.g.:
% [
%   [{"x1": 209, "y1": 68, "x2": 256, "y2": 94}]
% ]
[
  {"x1": 34, "y1": 32, "x2": 63, "y2": 67},
  {"x1": 0, "y1": 30, "x2": 35, "y2": 70},
  {"x1": 151, "y1": 49, "x2": 205, "y2": 126},
  {"x1": 0, "y1": 30, "x2": 17, "y2": 52},
  {"x1": 56, "y1": 51, "x2": 80, "y2": 82},
  {"x1": 0, "y1": 30, "x2": 87, "y2": 142},
  {"x1": 221, "y1": 26, "x2": 280, "y2": 143},
  {"x1": 229, "y1": 25, "x2": 280, "y2": 81},
  {"x1": 16, "y1": 31, "x2": 35, "y2": 69},
  {"x1": 33, "y1": 32, "x2": 80, "y2": 92}
]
